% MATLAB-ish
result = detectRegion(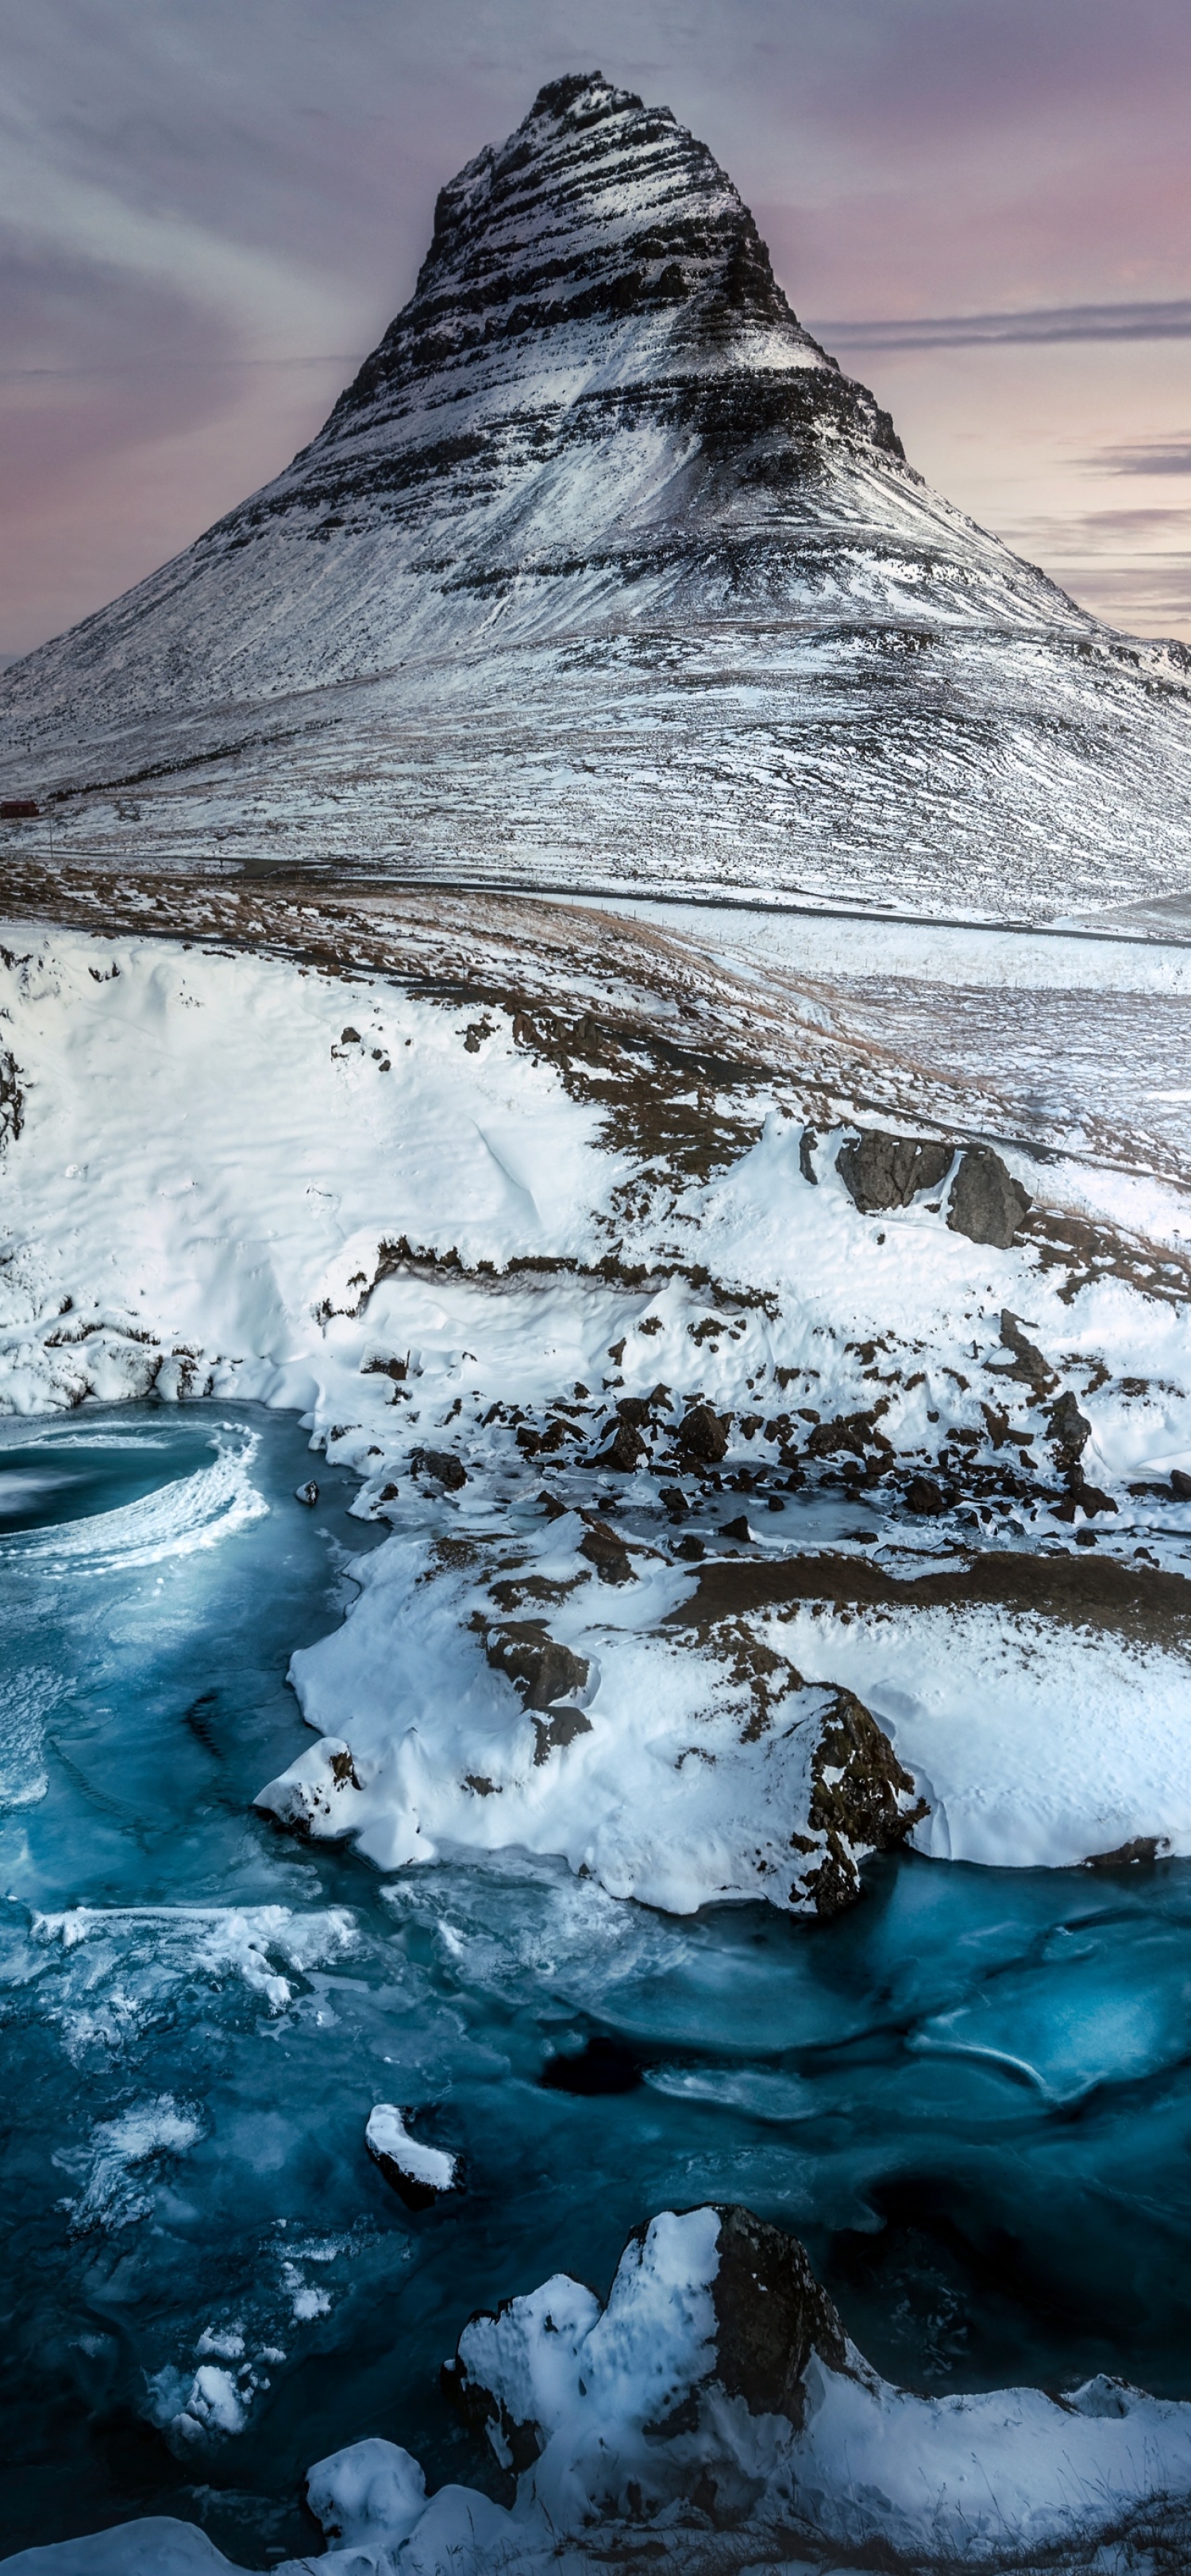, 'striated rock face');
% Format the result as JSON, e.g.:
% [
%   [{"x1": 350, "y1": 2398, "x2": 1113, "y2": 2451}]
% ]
[{"x1": 2, "y1": 71, "x2": 1189, "y2": 917}]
